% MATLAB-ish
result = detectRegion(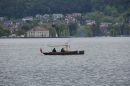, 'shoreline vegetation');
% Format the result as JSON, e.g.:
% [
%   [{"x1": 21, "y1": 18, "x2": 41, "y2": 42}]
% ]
[
  {"x1": 0, "y1": 35, "x2": 129, "y2": 39},
  {"x1": 0, "y1": 0, "x2": 130, "y2": 38}
]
